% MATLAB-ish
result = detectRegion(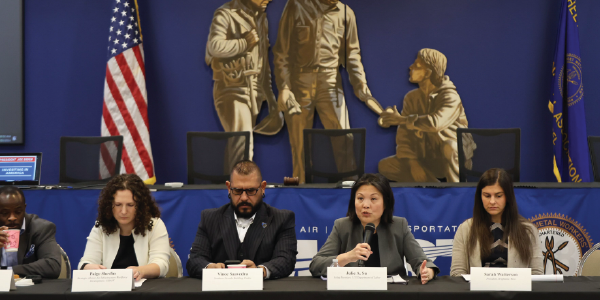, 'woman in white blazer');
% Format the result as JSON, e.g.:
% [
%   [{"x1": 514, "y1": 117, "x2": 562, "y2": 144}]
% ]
[{"x1": 78, "y1": 174, "x2": 171, "y2": 280}]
